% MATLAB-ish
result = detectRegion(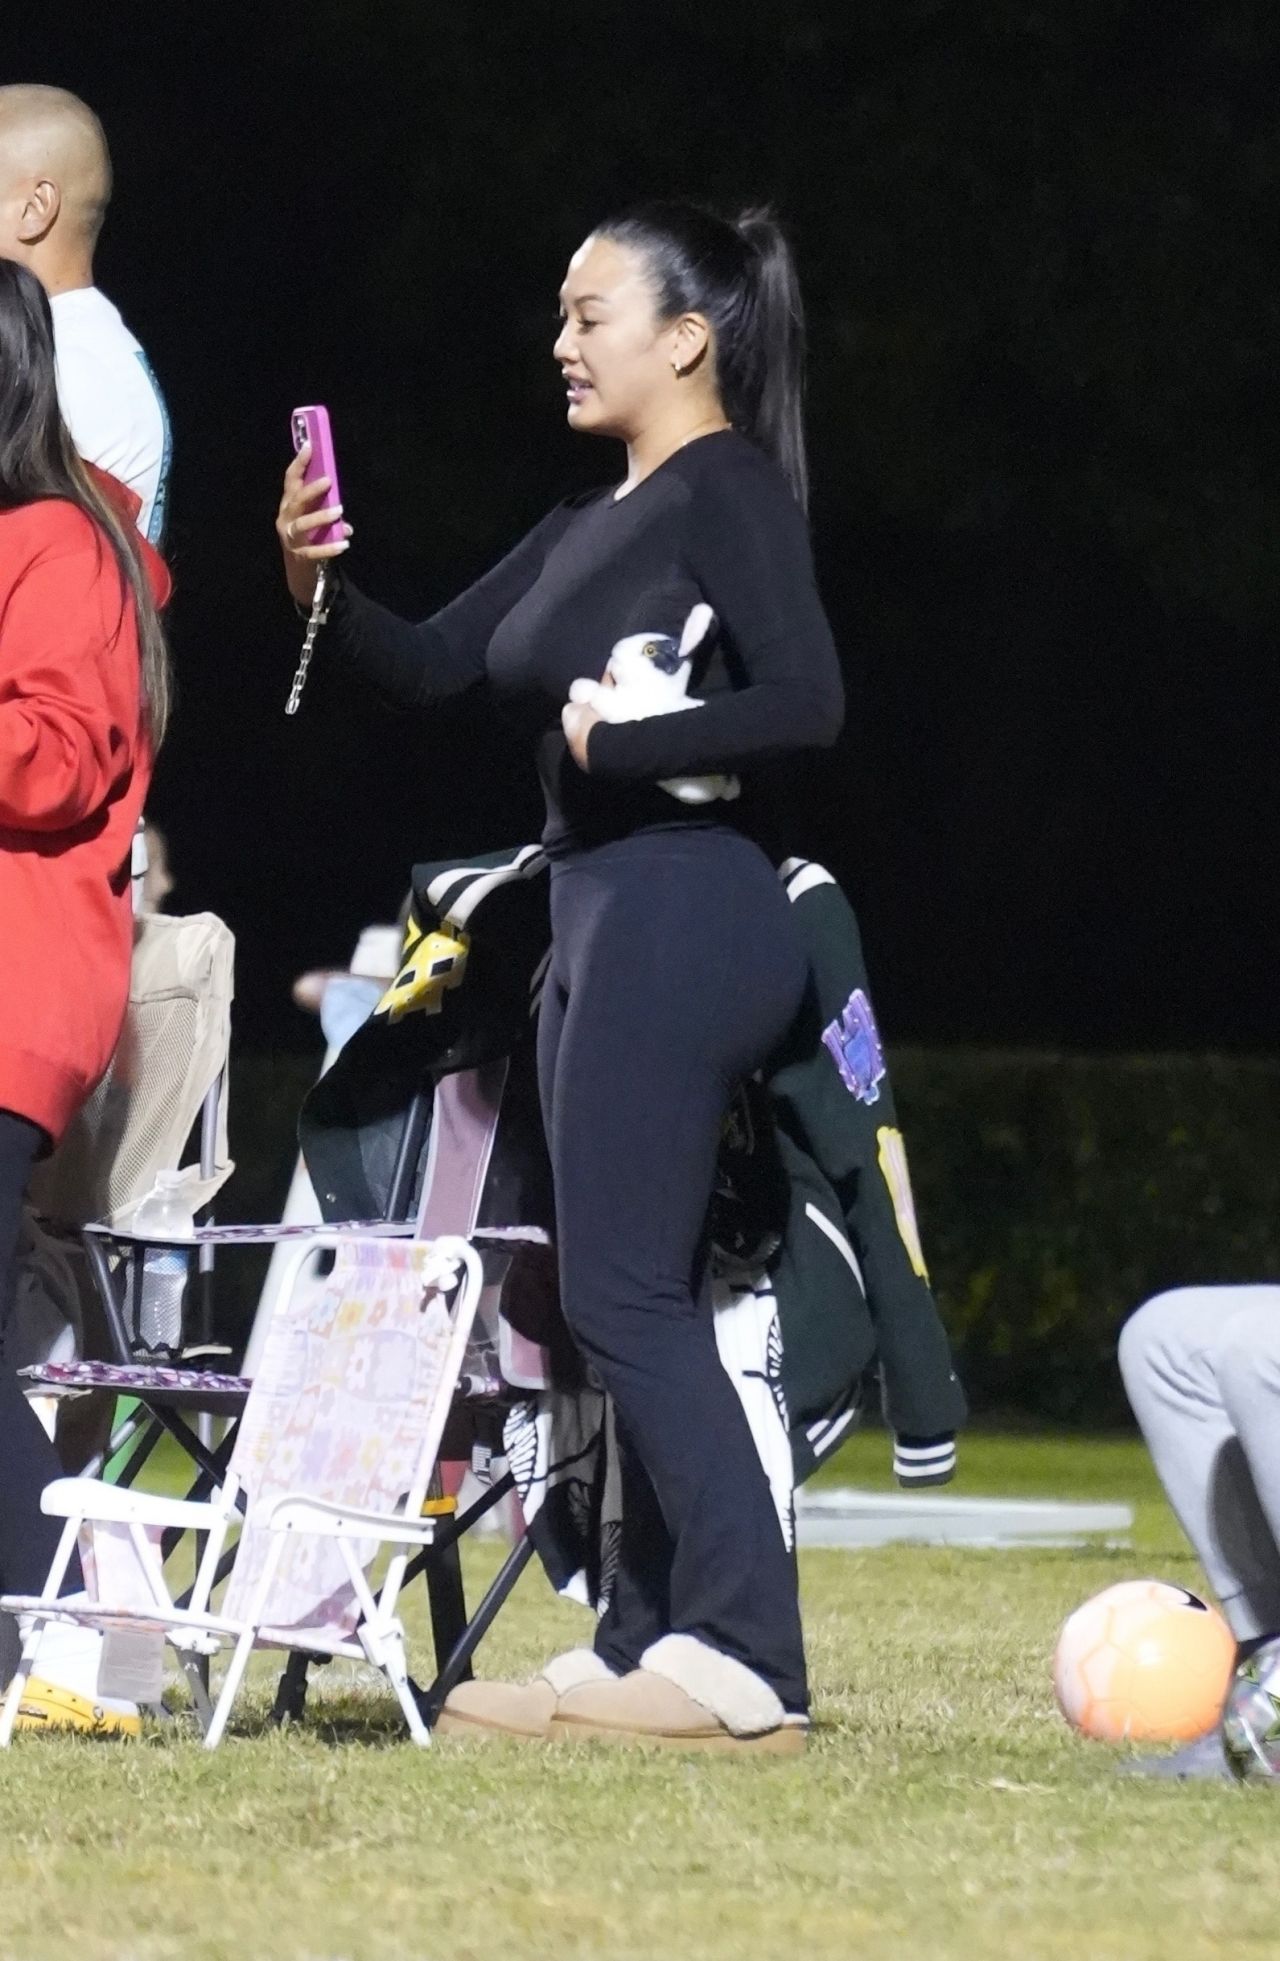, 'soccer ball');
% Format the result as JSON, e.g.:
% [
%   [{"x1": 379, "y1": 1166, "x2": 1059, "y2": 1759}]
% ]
[
  {"x1": 1221, "y1": 1636, "x2": 1280, "y2": 1781},
  {"x1": 1054, "y1": 1580, "x2": 1235, "y2": 1742}
]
